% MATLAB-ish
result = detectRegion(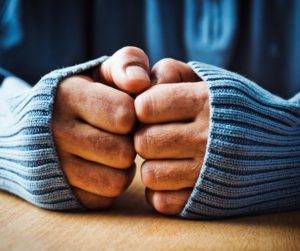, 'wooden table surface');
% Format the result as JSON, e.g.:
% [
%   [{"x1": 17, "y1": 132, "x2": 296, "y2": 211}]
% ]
[{"x1": 1, "y1": 157, "x2": 300, "y2": 251}]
